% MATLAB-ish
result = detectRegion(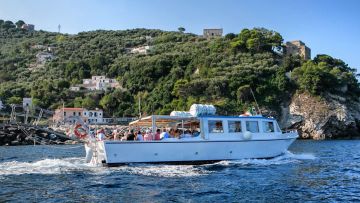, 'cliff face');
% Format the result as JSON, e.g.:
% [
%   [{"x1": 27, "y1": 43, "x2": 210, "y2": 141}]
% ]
[{"x1": 280, "y1": 92, "x2": 360, "y2": 139}]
